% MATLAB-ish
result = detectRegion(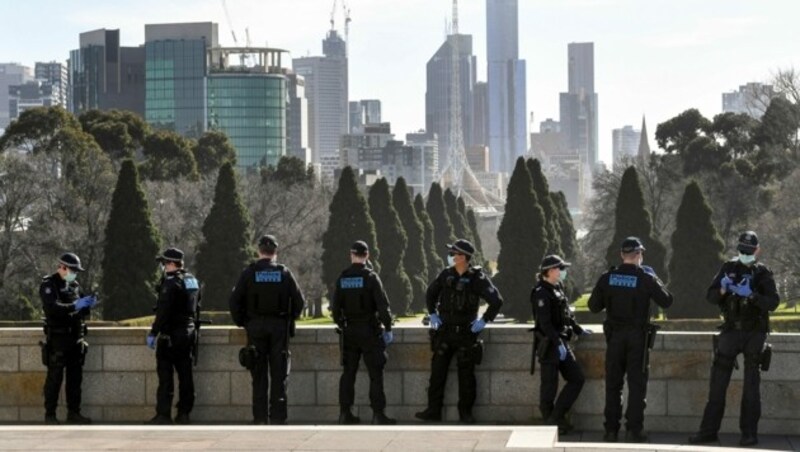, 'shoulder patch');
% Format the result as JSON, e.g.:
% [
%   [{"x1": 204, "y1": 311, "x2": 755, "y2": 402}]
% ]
[
  {"x1": 340, "y1": 277, "x2": 364, "y2": 289},
  {"x1": 609, "y1": 274, "x2": 638, "y2": 288},
  {"x1": 538, "y1": 299, "x2": 544, "y2": 308},
  {"x1": 45, "y1": 287, "x2": 52, "y2": 294},
  {"x1": 255, "y1": 271, "x2": 283, "y2": 283},
  {"x1": 184, "y1": 276, "x2": 200, "y2": 291}
]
